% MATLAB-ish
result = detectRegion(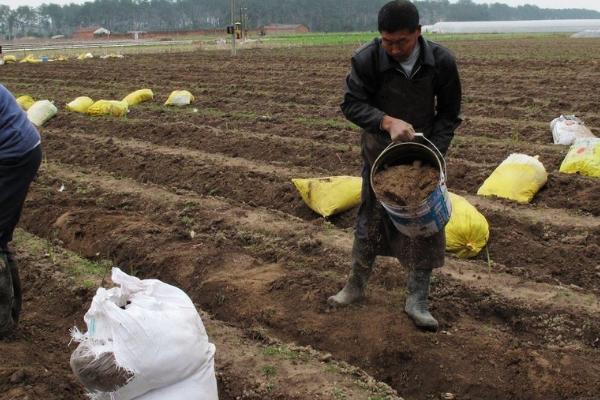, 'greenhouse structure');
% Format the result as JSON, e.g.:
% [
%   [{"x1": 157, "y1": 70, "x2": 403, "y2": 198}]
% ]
[{"x1": 422, "y1": 19, "x2": 600, "y2": 34}]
